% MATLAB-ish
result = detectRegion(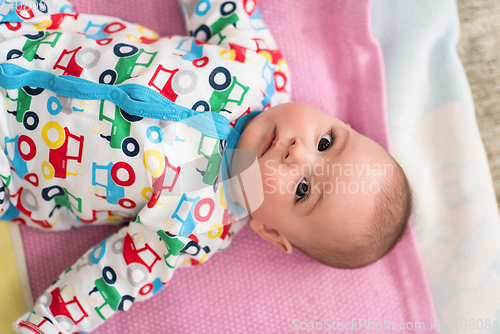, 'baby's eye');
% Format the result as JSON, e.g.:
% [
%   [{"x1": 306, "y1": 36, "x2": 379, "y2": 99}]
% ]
[
  {"x1": 318, "y1": 132, "x2": 333, "y2": 151},
  {"x1": 296, "y1": 178, "x2": 309, "y2": 202}
]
